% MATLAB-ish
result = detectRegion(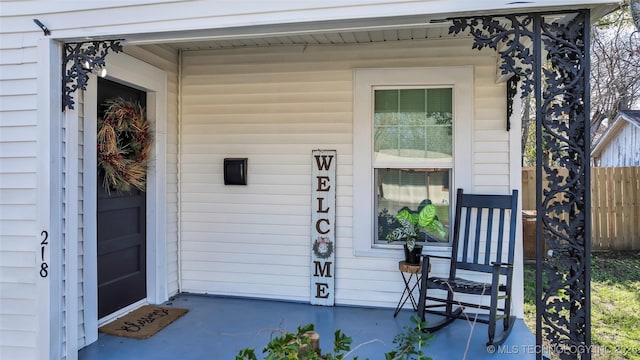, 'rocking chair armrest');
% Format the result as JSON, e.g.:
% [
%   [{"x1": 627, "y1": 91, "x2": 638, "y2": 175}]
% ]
[
  {"x1": 419, "y1": 254, "x2": 449, "y2": 276},
  {"x1": 491, "y1": 262, "x2": 514, "y2": 268},
  {"x1": 423, "y1": 254, "x2": 452, "y2": 260}
]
